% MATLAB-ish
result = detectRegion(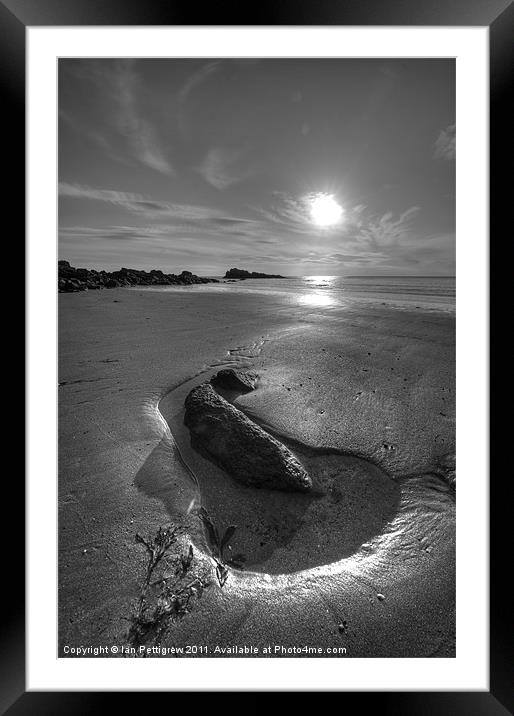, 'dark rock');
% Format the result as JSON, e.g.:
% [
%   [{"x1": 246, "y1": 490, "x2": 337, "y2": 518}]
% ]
[
  {"x1": 184, "y1": 383, "x2": 311, "y2": 492},
  {"x1": 58, "y1": 261, "x2": 219, "y2": 292},
  {"x1": 59, "y1": 278, "x2": 72, "y2": 292},
  {"x1": 225, "y1": 267, "x2": 287, "y2": 279},
  {"x1": 210, "y1": 368, "x2": 258, "y2": 393},
  {"x1": 58, "y1": 277, "x2": 88, "y2": 292}
]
